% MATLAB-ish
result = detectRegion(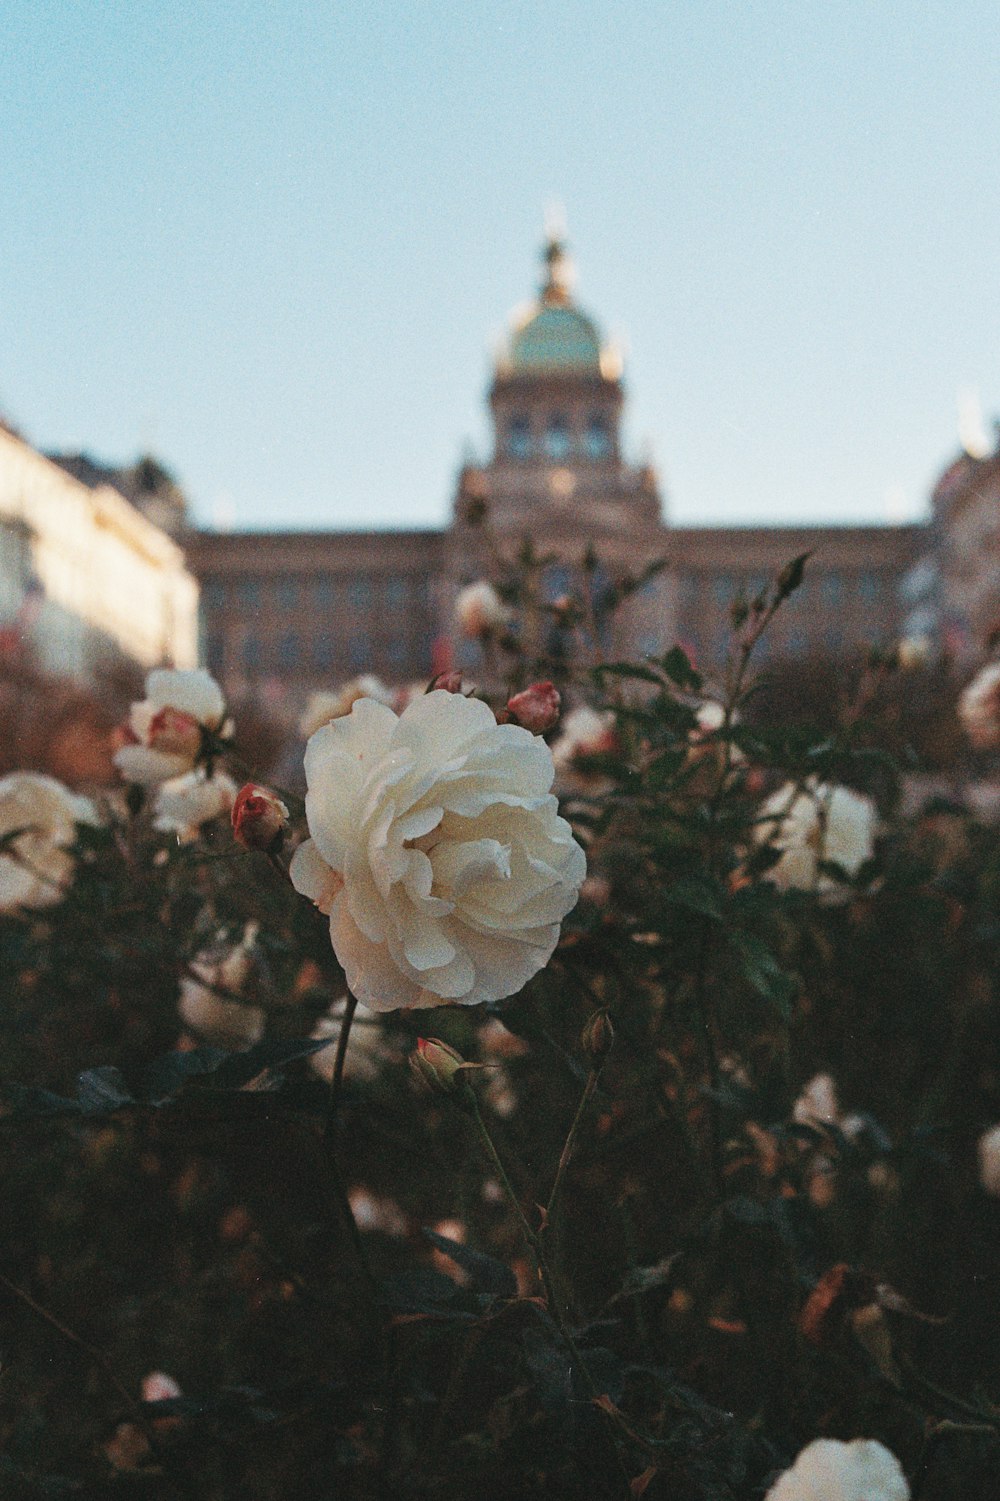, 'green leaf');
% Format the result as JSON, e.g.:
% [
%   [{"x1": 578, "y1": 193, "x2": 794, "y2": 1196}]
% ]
[
  {"x1": 664, "y1": 877, "x2": 725, "y2": 922},
  {"x1": 729, "y1": 931, "x2": 796, "y2": 1018},
  {"x1": 76, "y1": 1066, "x2": 134, "y2": 1115},
  {"x1": 659, "y1": 645, "x2": 702, "y2": 690},
  {"x1": 592, "y1": 660, "x2": 665, "y2": 686},
  {"x1": 422, "y1": 1228, "x2": 518, "y2": 1298},
  {"x1": 774, "y1": 551, "x2": 812, "y2": 602}
]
